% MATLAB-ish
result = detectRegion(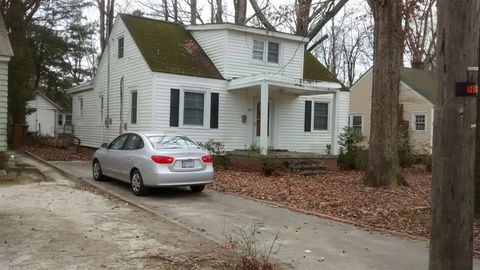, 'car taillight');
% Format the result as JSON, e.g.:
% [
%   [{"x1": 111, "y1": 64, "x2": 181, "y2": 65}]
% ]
[
  {"x1": 201, "y1": 155, "x2": 213, "y2": 163},
  {"x1": 151, "y1": 155, "x2": 174, "y2": 164}
]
